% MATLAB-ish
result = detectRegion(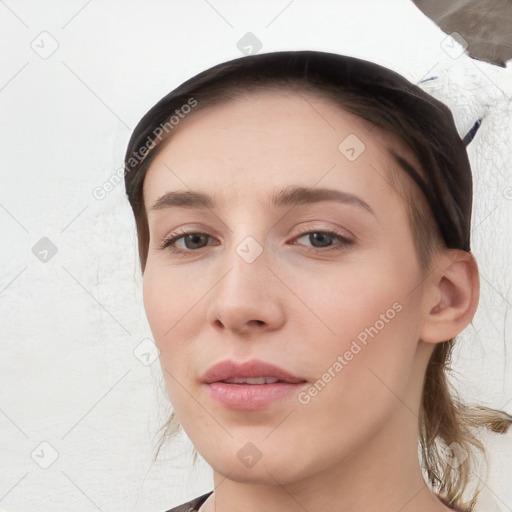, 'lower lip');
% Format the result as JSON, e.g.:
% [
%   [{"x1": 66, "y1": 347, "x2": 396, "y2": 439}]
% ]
[{"x1": 206, "y1": 382, "x2": 307, "y2": 410}]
